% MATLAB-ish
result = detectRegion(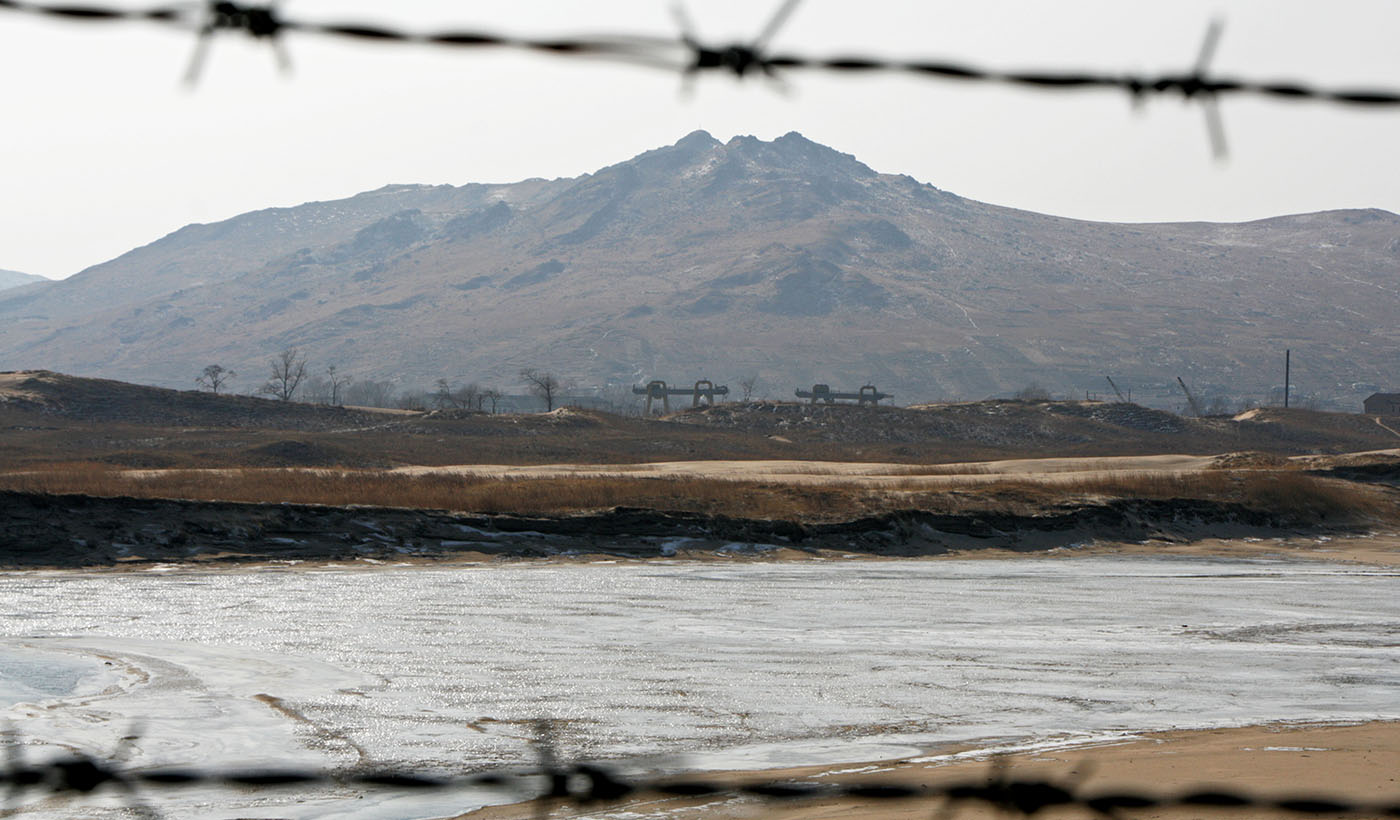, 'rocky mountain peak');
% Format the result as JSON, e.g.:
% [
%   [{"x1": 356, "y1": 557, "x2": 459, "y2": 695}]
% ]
[
  {"x1": 675, "y1": 129, "x2": 722, "y2": 151},
  {"x1": 723, "y1": 131, "x2": 877, "y2": 179}
]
